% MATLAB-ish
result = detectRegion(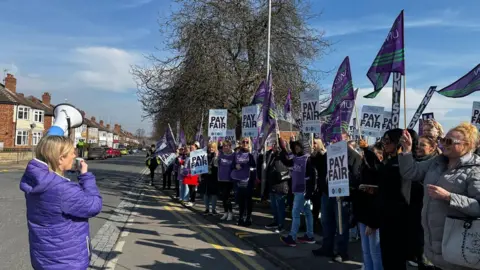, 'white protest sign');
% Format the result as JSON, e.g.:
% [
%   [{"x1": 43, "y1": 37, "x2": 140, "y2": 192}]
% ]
[
  {"x1": 189, "y1": 149, "x2": 209, "y2": 175},
  {"x1": 327, "y1": 140, "x2": 349, "y2": 197},
  {"x1": 300, "y1": 90, "x2": 322, "y2": 133},
  {"x1": 242, "y1": 105, "x2": 261, "y2": 137},
  {"x1": 225, "y1": 129, "x2": 236, "y2": 143},
  {"x1": 158, "y1": 152, "x2": 176, "y2": 166},
  {"x1": 382, "y1": 111, "x2": 393, "y2": 133},
  {"x1": 208, "y1": 109, "x2": 227, "y2": 137},
  {"x1": 360, "y1": 106, "x2": 384, "y2": 138},
  {"x1": 472, "y1": 102, "x2": 480, "y2": 130}
]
